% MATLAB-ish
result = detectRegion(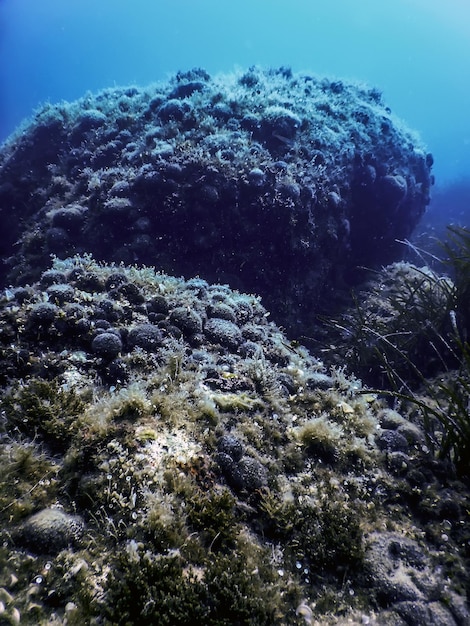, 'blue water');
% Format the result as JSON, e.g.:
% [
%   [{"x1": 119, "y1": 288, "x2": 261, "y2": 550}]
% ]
[{"x1": 1, "y1": 0, "x2": 469, "y2": 215}]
